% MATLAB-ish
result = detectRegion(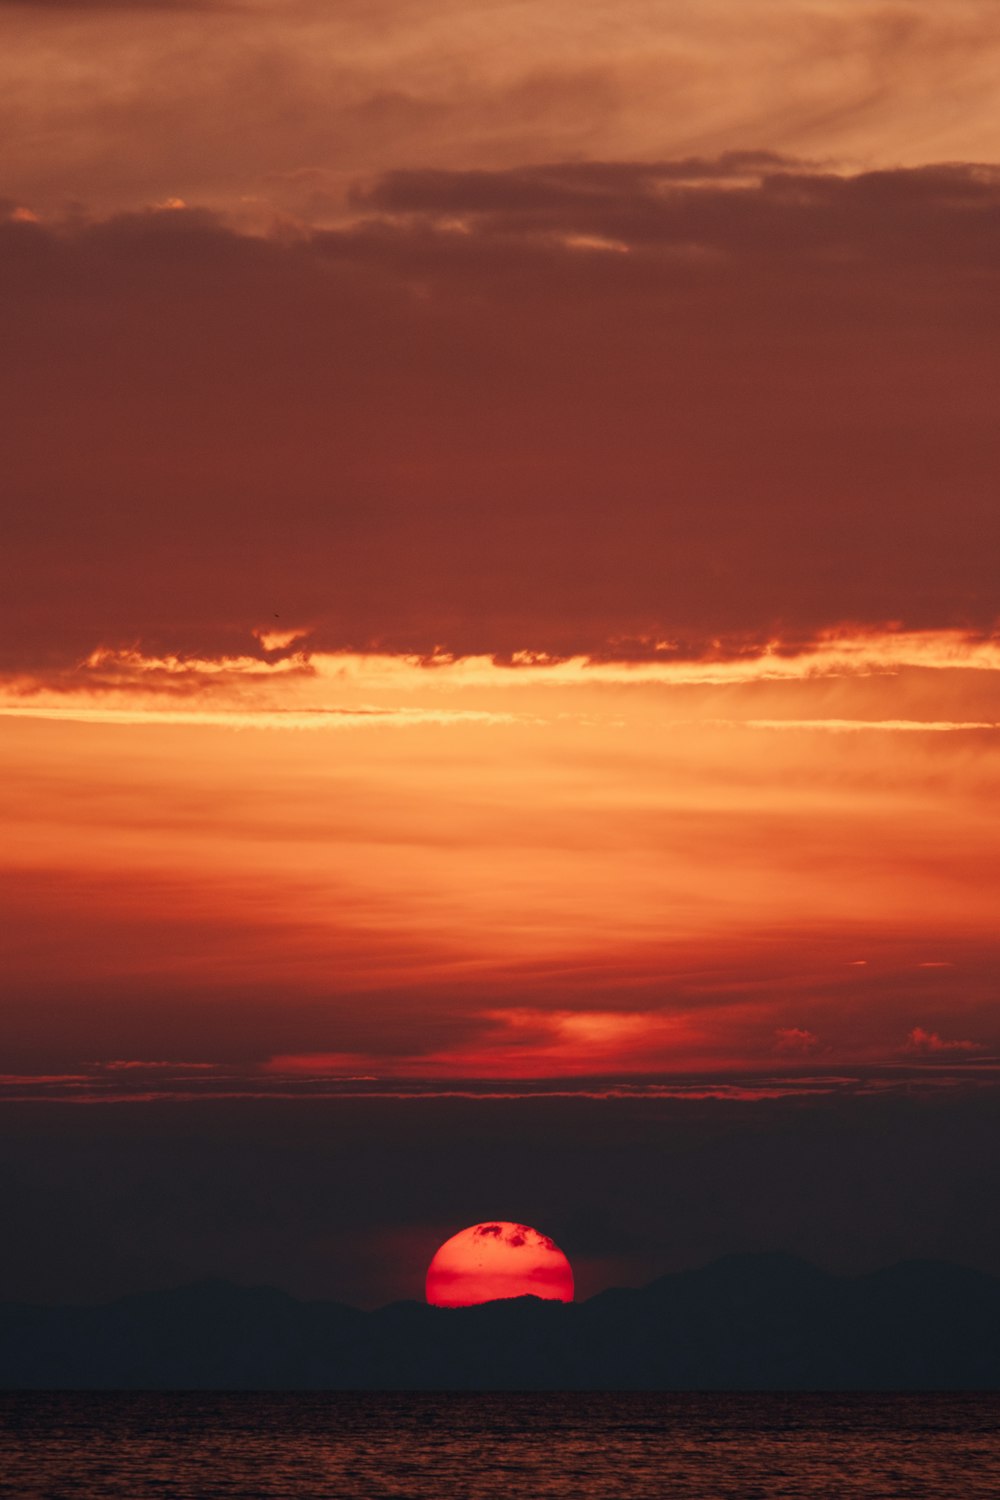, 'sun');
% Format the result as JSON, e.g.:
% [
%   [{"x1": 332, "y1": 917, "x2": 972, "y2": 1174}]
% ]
[{"x1": 425, "y1": 1221, "x2": 574, "y2": 1307}]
